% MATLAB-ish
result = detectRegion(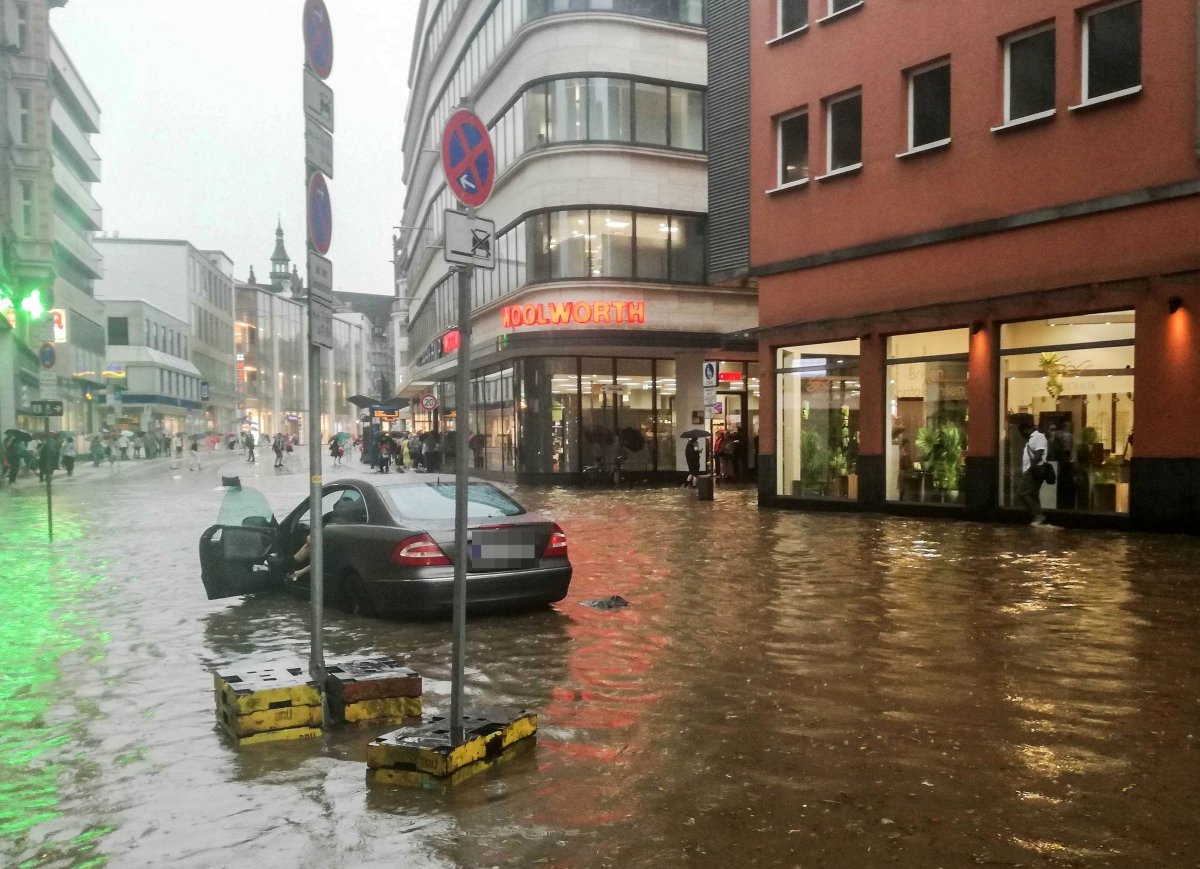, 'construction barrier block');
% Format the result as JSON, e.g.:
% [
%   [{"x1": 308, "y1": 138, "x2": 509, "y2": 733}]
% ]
[
  {"x1": 218, "y1": 701, "x2": 324, "y2": 738},
  {"x1": 367, "y1": 710, "x2": 537, "y2": 779},
  {"x1": 325, "y1": 657, "x2": 422, "y2": 703},
  {"x1": 339, "y1": 696, "x2": 423, "y2": 726},
  {"x1": 224, "y1": 725, "x2": 324, "y2": 747},
  {"x1": 366, "y1": 737, "x2": 535, "y2": 790},
  {"x1": 214, "y1": 664, "x2": 321, "y2": 716}
]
